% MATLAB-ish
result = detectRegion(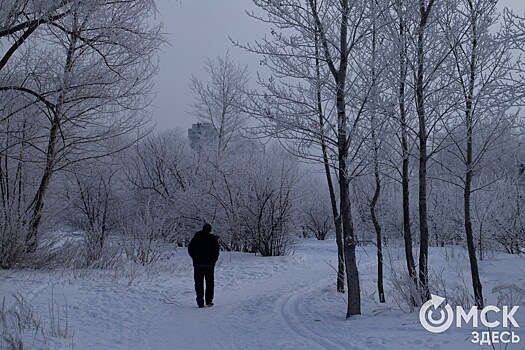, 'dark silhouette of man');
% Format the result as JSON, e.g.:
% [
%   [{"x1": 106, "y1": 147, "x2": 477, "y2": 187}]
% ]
[{"x1": 188, "y1": 223, "x2": 220, "y2": 308}]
